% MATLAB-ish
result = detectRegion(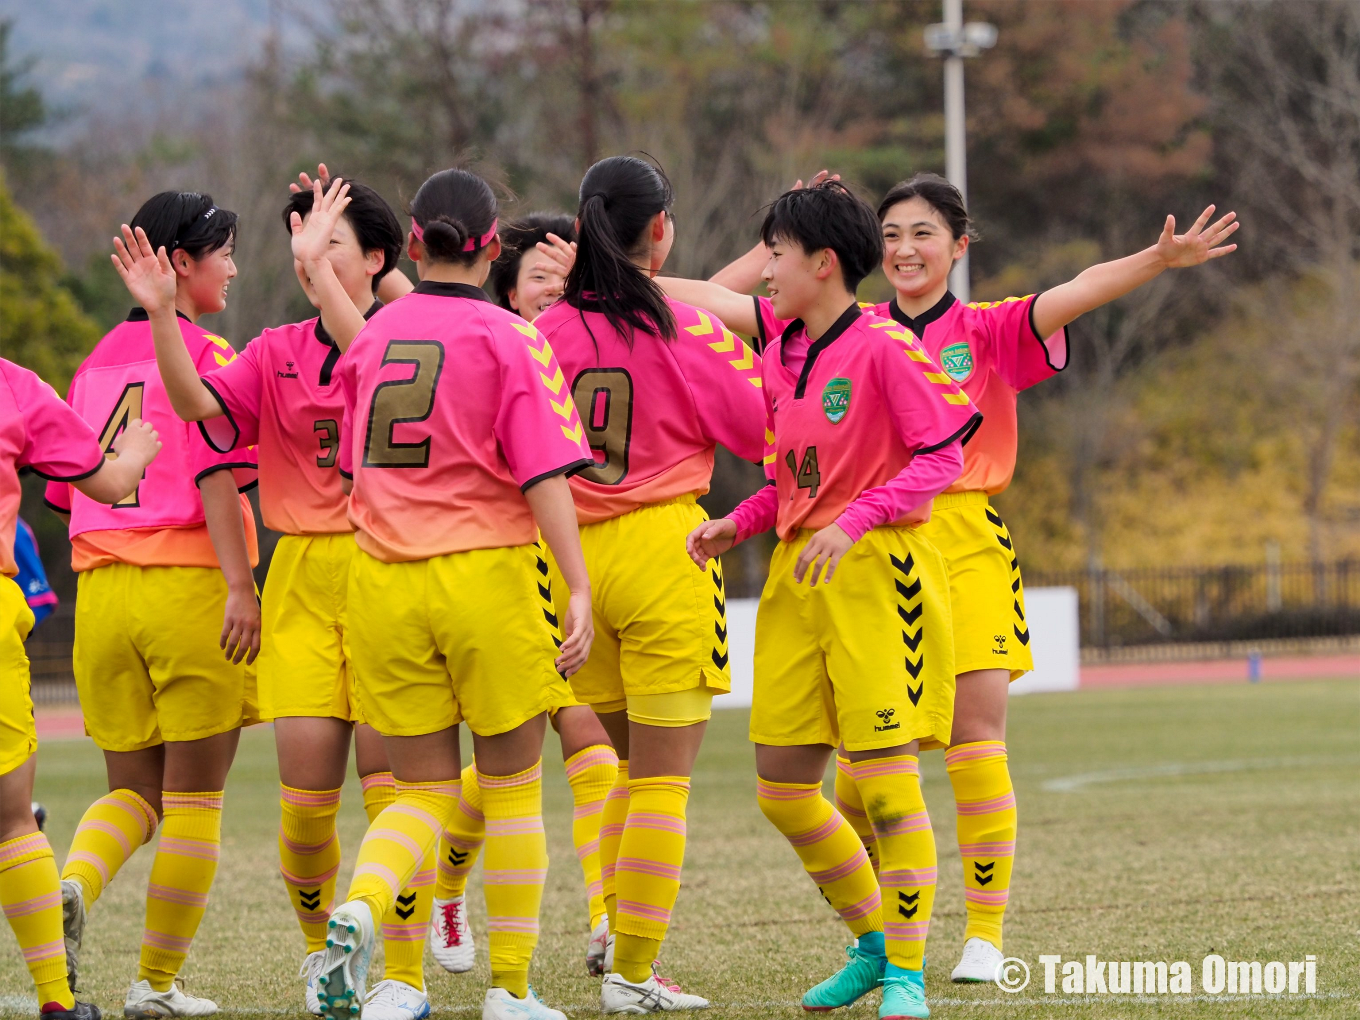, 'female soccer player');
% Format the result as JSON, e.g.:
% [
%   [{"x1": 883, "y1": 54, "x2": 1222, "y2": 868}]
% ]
[
  {"x1": 429, "y1": 212, "x2": 621, "y2": 980},
  {"x1": 314, "y1": 168, "x2": 594, "y2": 1020},
  {"x1": 667, "y1": 172, "x2": 1238, "y2": 984},
  {"x1": 686, "y1": 181, "x2": 979, "y2": 1020},
  {"x1": 125, "y1": 175, "x2": 440, "y2": 1020},
  {"x1": 1, "y1": 358, "x2": 160, "y2": 1020},
  {"x1": 51, "y1": 192, "x2": 259, "y2": 1019},
  {"x1": 529, "y1": 155, "x2": 765, "y2": 1013}
]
